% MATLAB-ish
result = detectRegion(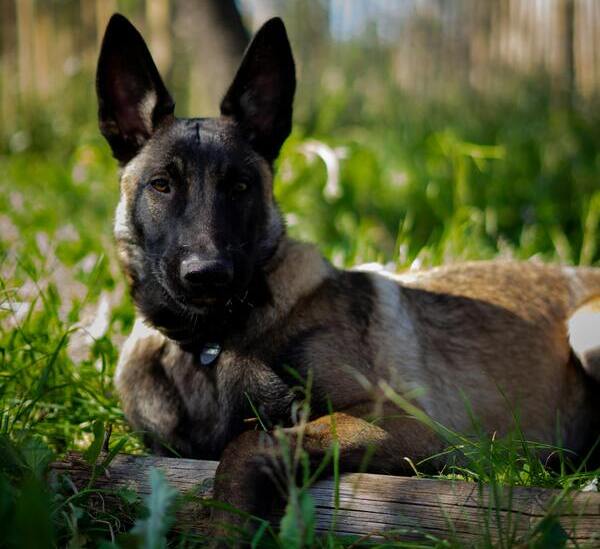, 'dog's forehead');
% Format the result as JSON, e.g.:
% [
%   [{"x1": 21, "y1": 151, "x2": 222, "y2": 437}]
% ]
[
  {"x1": 119, "y1": 117, "x2": 272, "y2": 194},
  {"x1": 142, "y1": 117, "x2": 251, "y2": 171}
]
